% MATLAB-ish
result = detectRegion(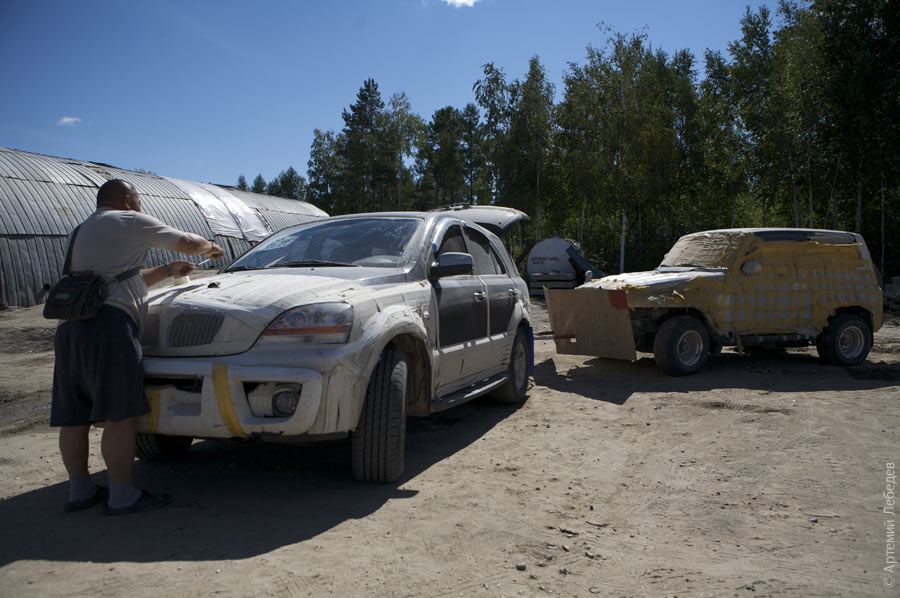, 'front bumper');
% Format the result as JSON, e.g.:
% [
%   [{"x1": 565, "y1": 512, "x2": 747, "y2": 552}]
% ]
[{"x1": 140, "y1": 358, "x2": 327, "y2": 439}]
